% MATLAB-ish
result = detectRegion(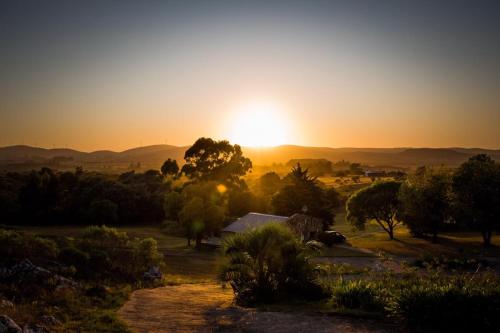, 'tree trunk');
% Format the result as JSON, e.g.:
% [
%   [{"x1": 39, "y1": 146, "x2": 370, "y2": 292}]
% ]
[
  {"x1": 187, "y1": 237, "x2": 191, "y2": 247},
  {"x1": 482, "y1": 230, "x2": 492, "y2": 247},
  {"x1": 195, "y1": 234, "x2": 202, "y2": 249},
  {"x1": 432, "y1": 231, "x2": 438, "y2": 243},
  {"x1": 388, "y1": 226, "x2": 394, "y2": 240}
]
